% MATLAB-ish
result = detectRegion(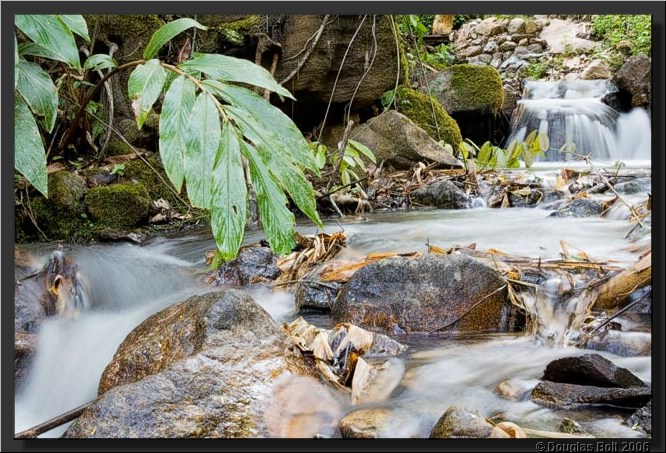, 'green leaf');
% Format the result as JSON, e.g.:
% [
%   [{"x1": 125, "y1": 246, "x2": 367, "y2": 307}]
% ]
[
  {"x1": 16, "y1": 60, "x2": 58, "y2": 133},
  {"x1": 211, "y1": 123, "x2": 247, "y2": 260},
  {"x1": 127, "y1": 59, "x2": 167, "y2": 128},
  {"x1": 507, "y1": 140, "x2": 522, "y2": 161},
  {"x1": 181, "y1": 53, "x2": 295, "y2": 100},
  {"x1": 15, "y1": 15, "x2": 81, "y2": 69},
  {"x1": 478, "y1": 141, "x2": 493, "y2": 163},
  {"x1": 15, "y1": 36, "x2": 19, "y2": 89},
  {"x1": 533, "y1": 132, "x2": 549, "y2": 155},
  {"x1": 524, "y1": 130, "x2": 537, "y2": 148},
  {"x1": 560, "y1": 142, "x2": 577, "y2": 154},
  {"x1": 84, "y1": 54, "x2": 117, "y2": 72},
  {"x1": 241, "y1": 142, "x2": 296, "y2": 254},
  {"x1": 494, "y1": 147, "x2": 507, "y2": 168},
  {"x1": 522, "y1": 147, "x2": 534, "y2": 167},
  {"x1": 158, "y1": 75, "x2": 196, "y2": 192},
  {"x1": 204, "y1": 81, "x2": 317, "y2": 173},
  {"x1": 58, "y1": 15, "x2": 90, "y2": 43},
  {"x1": 18, "y1": 42, "x2": 60, "y2": 60},
  {"x1": 15, "y1": 94, "x2": 47, "y2": 197},
  {"x1": 143, "y1": 18, "x2": 207, "y2": 60},
  {"x1": 348, "y1": 139, "x2": 376, "y2": 163},
  {"x1": 183, "y1": 92, "x2": 221, "y2": 208}
]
